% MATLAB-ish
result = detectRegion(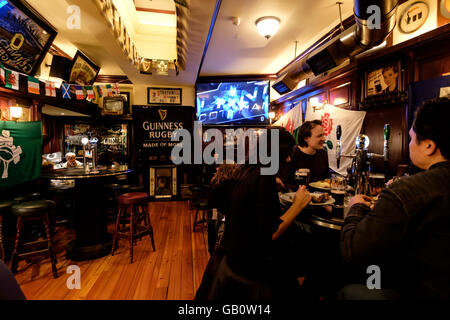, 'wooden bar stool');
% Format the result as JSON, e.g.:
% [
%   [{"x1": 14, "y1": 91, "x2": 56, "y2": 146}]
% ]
[
  {"x1": 0, "y1": 200, "x2": 17, "y2": 261},
  {"x1": 10, "y1": 200, "x2": 57, "y2": 278},
  {"x1": 111, "y1": 192, "x2": 155, "y2": 264},
  {"x1": 118, "y1": 184, "x2": 144, "y2": 195},
  {"x1": 190, "y1": 185, "x2": 210, "y2": 232}
]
